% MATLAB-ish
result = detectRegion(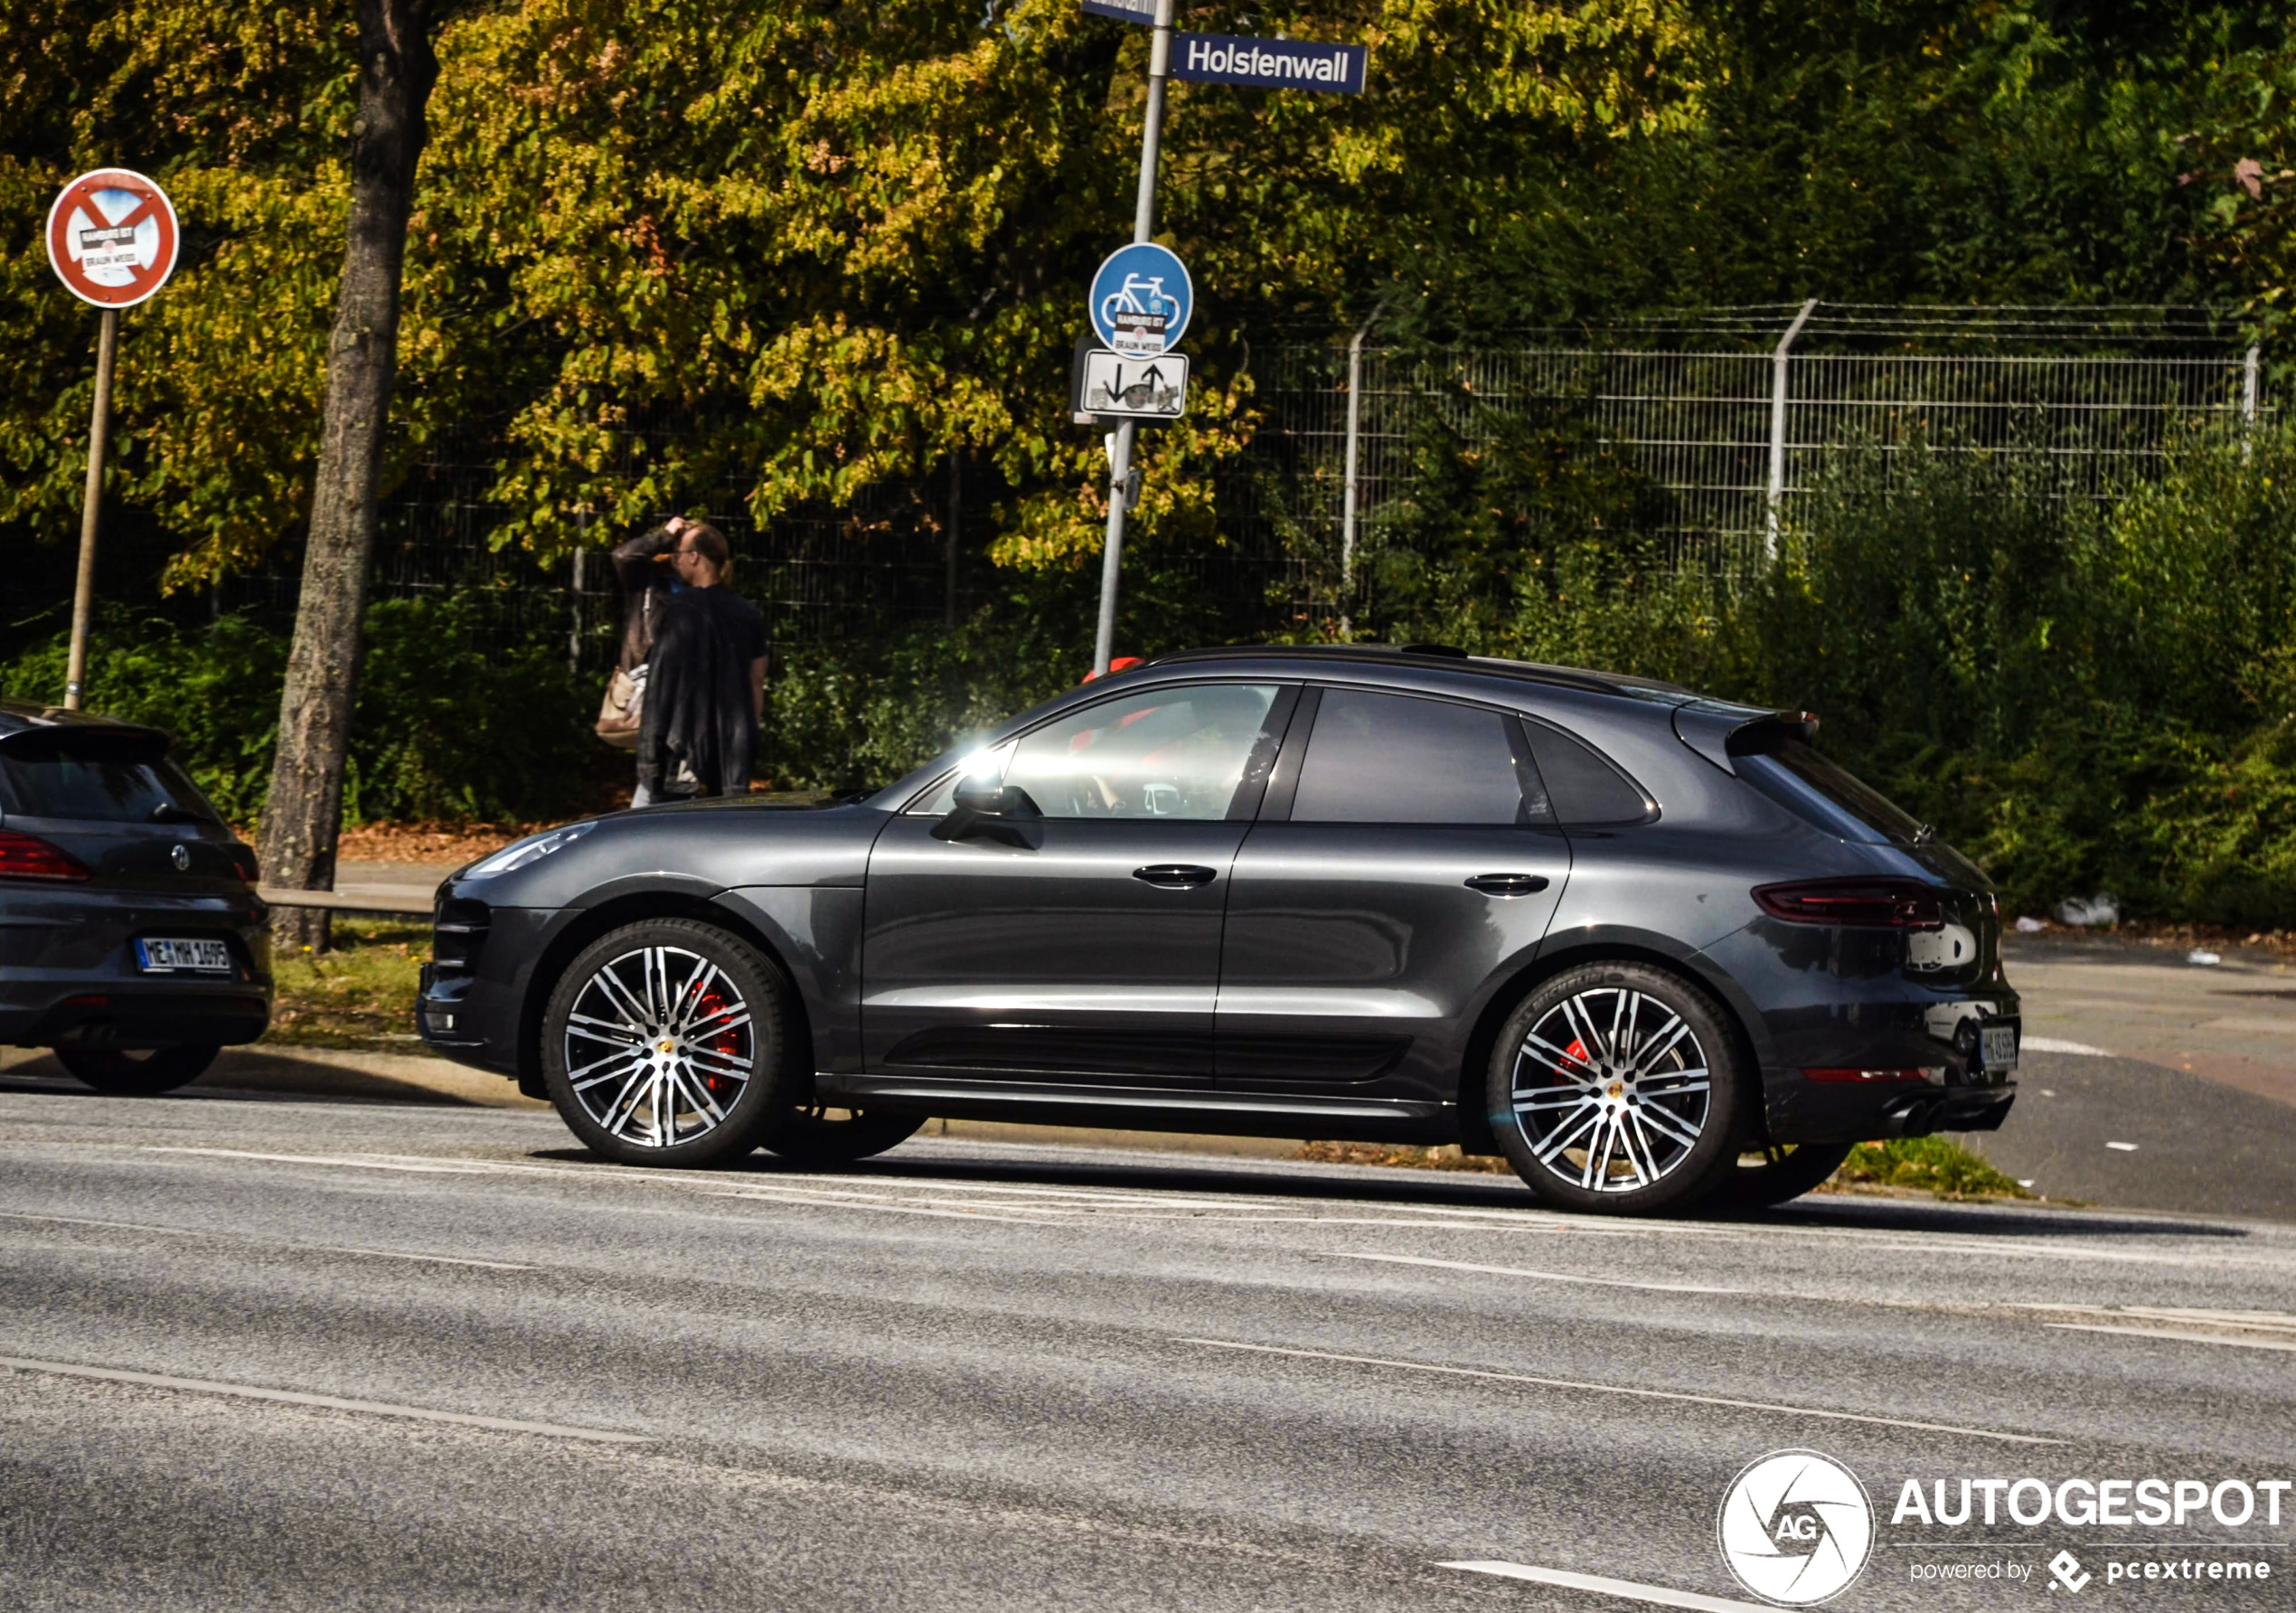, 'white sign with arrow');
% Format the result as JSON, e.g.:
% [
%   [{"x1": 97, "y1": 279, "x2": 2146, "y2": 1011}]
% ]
[{"x1": 1080, "y1": 350, "x2": 1189, "y2": 420}]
